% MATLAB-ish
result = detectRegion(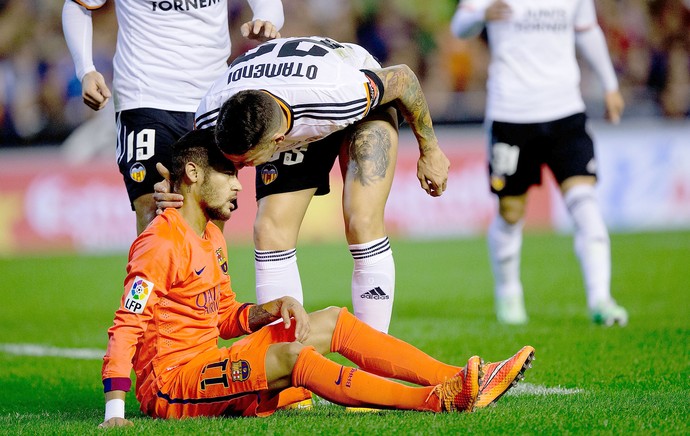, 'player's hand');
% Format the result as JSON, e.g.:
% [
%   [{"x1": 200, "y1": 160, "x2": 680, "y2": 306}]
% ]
[
  {"x1": 153, "y1": 162, "x2": 183, "y2": 214},
  {"x1": 98, "y1": 417, "x2": 133, "y2": 428},
  {"x1": 276, "y1": 297, "x2": 310, "y2": 342},
  {"x1": 81, "y1": 70, "x2": 112, "y2": 111},
  {"x1": 417, "y1": 147, "x2": 450, "y2": 197},
  {"x1": 240, "y1": 20, "x2": 281, "y2": 42},
  {"x1": 604, "y1": 90, "x2": 624, "y2": 124},
  {"x1": 485, "y1": 0, "x2": 512, "y2": 21}
]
